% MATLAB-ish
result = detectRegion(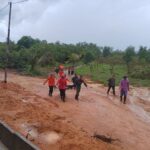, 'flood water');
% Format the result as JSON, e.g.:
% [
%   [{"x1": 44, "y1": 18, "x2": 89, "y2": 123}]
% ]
[{"x1": 128, "y1": 88, "x2": 150, "y2": 123}]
